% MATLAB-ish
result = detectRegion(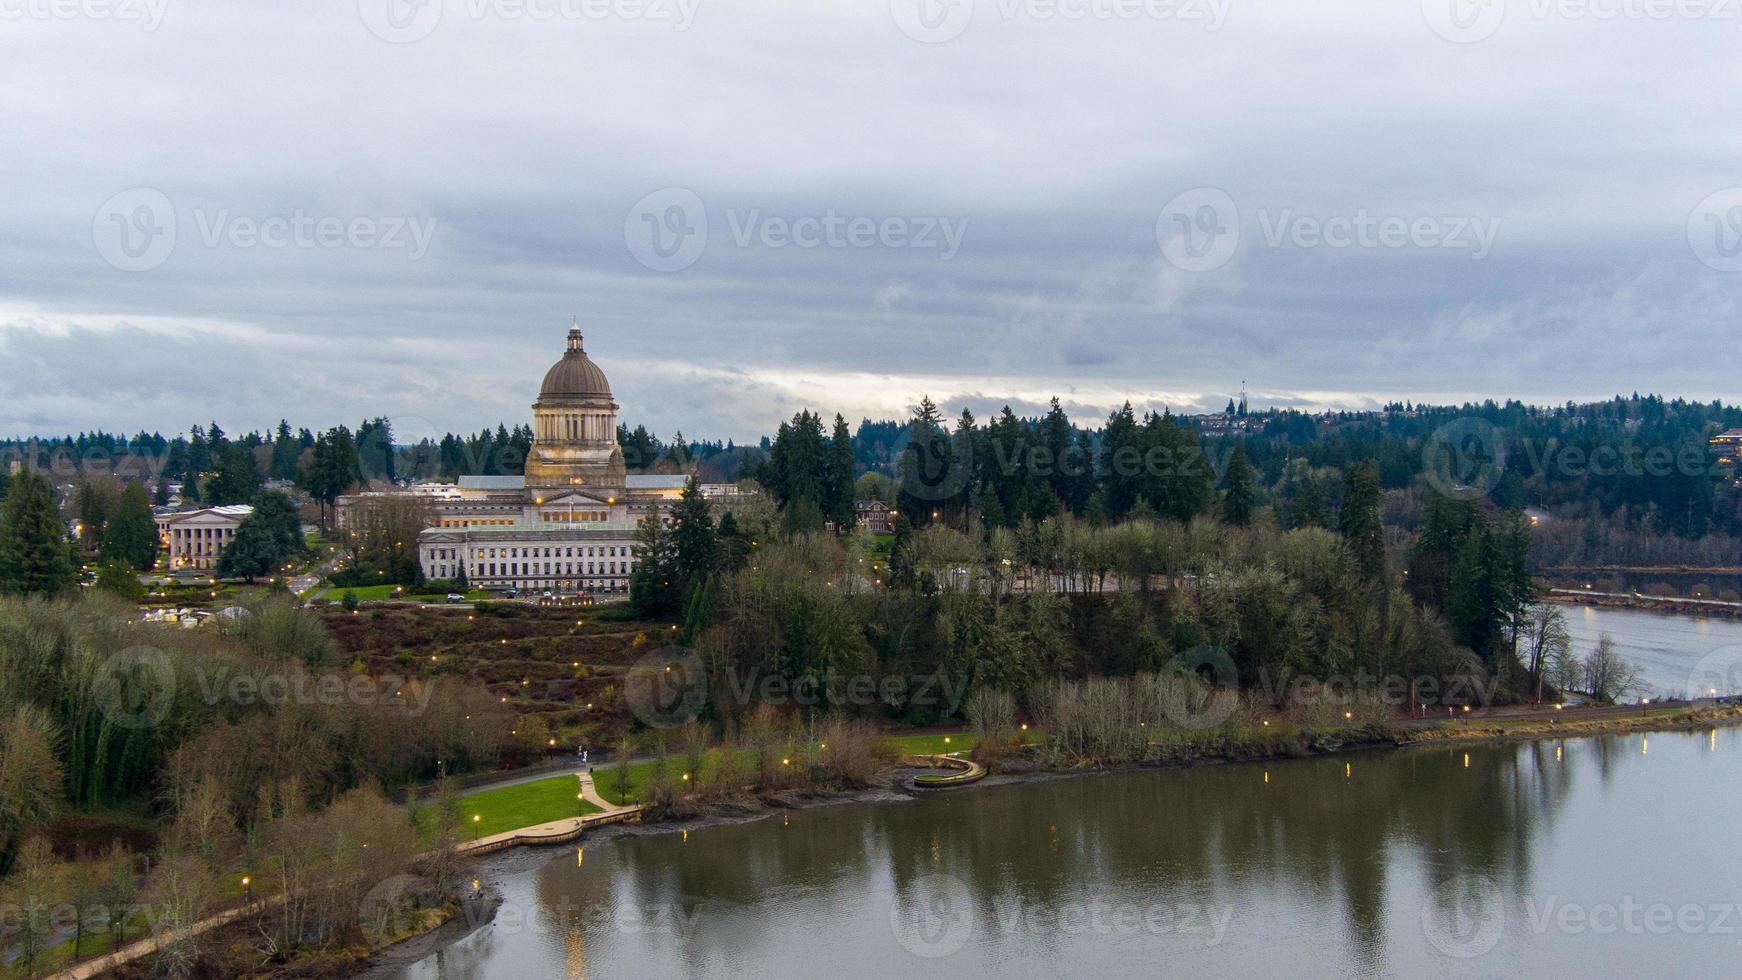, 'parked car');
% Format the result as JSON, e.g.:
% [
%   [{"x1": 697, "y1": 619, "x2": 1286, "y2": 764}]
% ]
[{"x1": 446, "y1": 593, "x2": 466, "y2": 603}]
